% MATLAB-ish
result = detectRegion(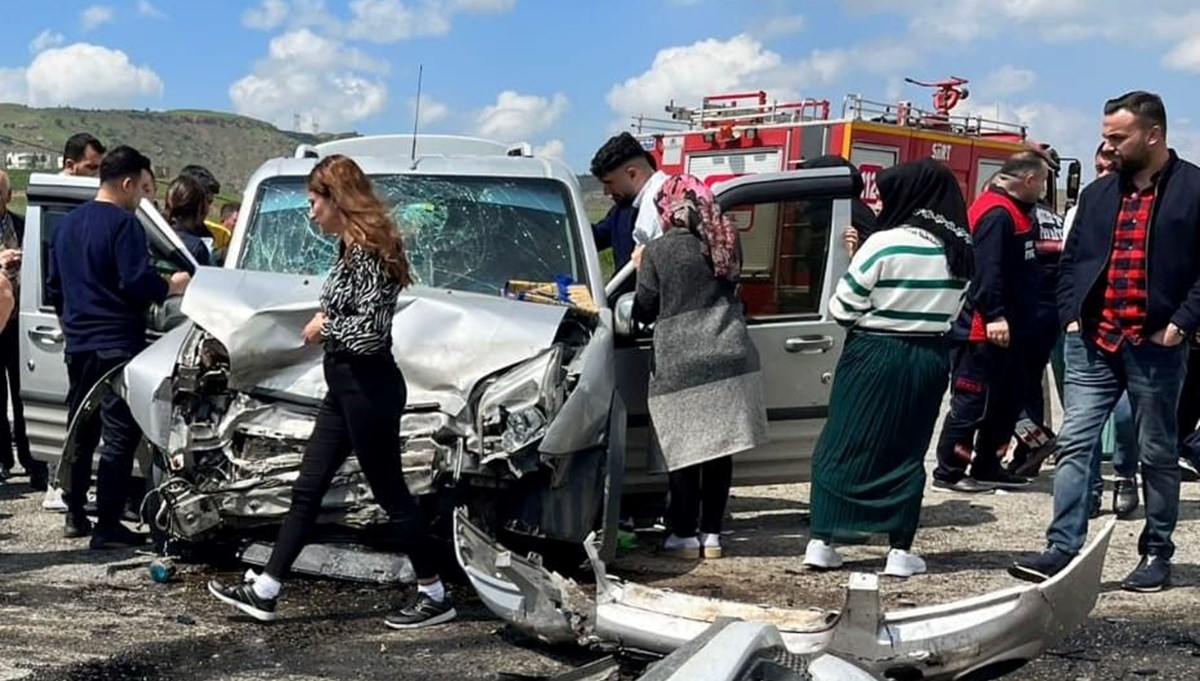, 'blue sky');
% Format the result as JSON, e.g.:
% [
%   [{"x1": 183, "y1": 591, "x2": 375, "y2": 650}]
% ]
[{"x1": 4, "y1": 0, "x2": 1200, "y2": 174}]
